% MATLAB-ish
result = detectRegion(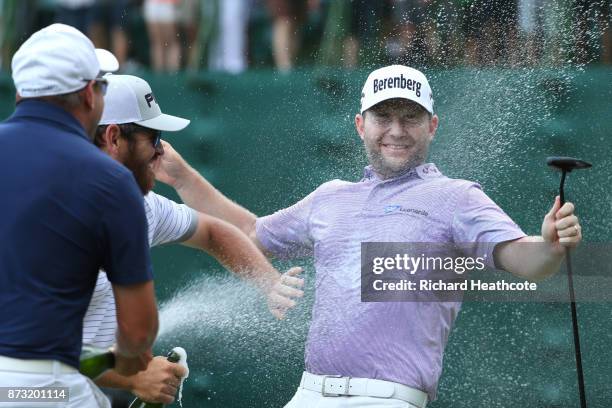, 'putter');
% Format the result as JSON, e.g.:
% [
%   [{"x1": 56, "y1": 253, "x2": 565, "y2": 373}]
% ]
[{"x1": 546, "y1": 156, "x2": 592, "y2": 408}]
